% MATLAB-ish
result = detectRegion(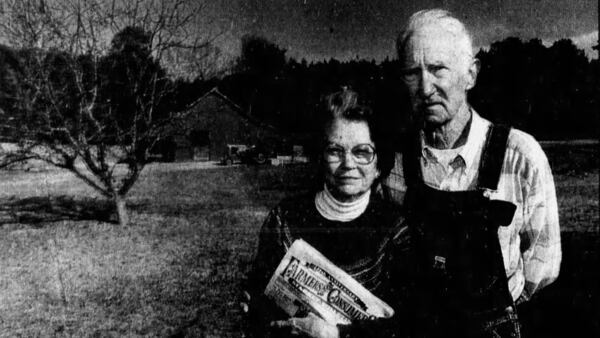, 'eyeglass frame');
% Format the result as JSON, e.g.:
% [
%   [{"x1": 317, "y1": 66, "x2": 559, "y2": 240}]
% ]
[{"x1": 323, "y1": 143, "x2": 377, "y2": 165}]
